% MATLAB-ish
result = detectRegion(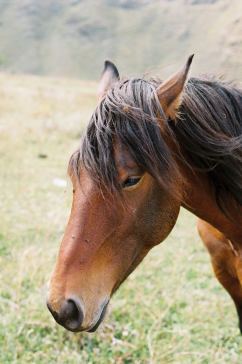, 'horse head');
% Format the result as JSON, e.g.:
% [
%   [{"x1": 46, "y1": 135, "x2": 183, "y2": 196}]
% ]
[{"x1": 47, "y1": 57, "x2": 193, "y2": 332}]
